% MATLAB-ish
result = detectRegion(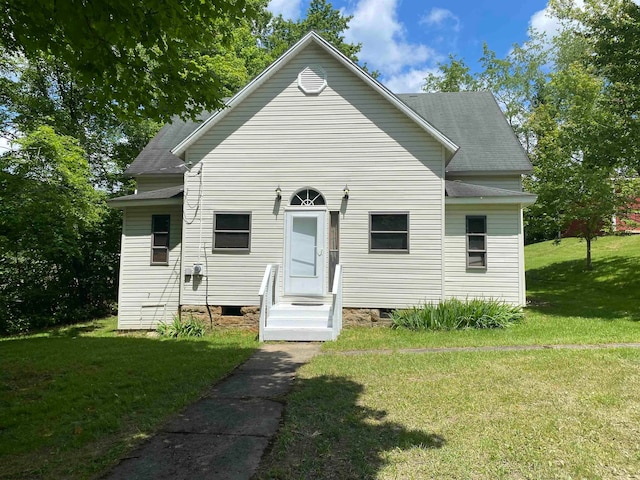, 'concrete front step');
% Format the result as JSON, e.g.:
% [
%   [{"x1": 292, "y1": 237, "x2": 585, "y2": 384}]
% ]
[
  {"x1": 261, "y1": 327, "x2": 335, "y2": 341},
  {"x1": 267, "y1": 303, "x2": 332, "y2": 328}
]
